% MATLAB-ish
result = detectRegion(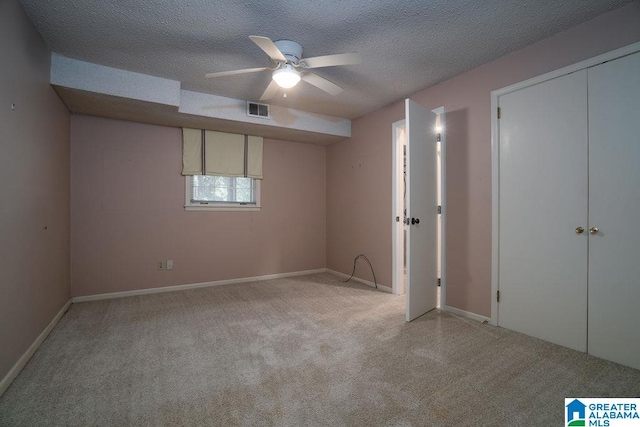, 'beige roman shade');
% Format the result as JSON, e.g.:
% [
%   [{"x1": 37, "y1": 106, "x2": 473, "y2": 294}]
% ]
[
  {"x1": 181, "y1": 128, "x2": 203, "y2": 175},
  {"x1": 247, "y1": 135, "x2": 263, "y2": 179},
  {"x1": 204, "y1": 131, "x2": 245, "y2": 177},
  {"x1": 181, "y1": 128, "x2": 263, "y2": 179}
]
